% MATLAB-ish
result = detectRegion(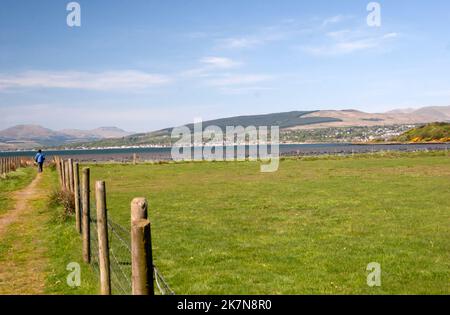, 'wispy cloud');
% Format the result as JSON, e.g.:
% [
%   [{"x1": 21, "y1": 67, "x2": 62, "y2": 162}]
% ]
[
  {"x1": 303, "y1": 31, "x2": 399, "y2": 56},
  {"x1": 322, "y1": 15, "x2": 349, "y2": 27},
  {"x1": 206, "y1": 74, "x2": 273, "y2": 87},
  {"x1": 0, "y1": 70, "x2": 171, "y2": 91},
  {"x1": 180, "y1": 56, "x2": 272, "y2": 92},
  {"x1": 218, "y1": 37, "x2": 266, "y2": 49},
  {"x1": 199, "y1": 57, "x2": 241, "y2": 69},
  {"x1": 180, "y1": 56, "x2": 242, "y2": 78},
  {"x1": 216, "y1": 19, "x2": 306, "y2": 50}
]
